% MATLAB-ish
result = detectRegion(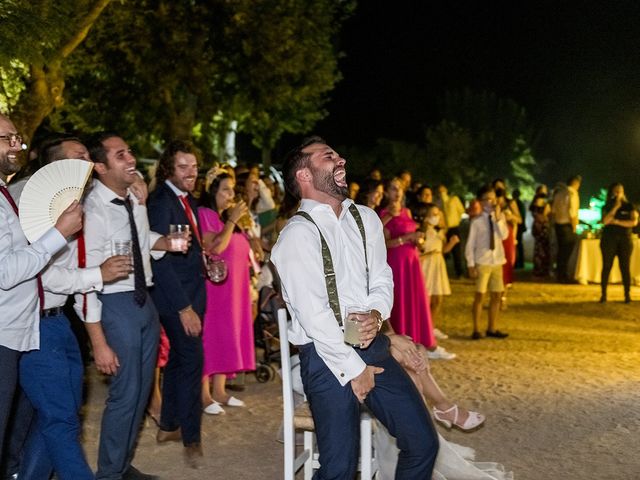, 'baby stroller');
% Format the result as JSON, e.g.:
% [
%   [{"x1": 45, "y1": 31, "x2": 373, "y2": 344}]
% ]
[{"x1": 254, "y1": 264, "x2": 286, "y2": 382}]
